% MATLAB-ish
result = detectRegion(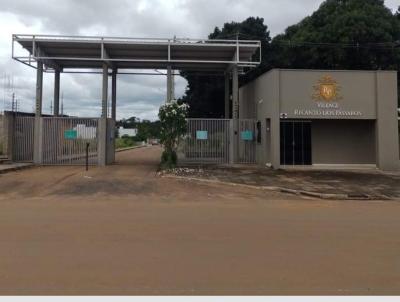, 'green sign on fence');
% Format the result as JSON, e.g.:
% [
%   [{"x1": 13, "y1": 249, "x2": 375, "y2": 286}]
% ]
[
  {"x1": 196, "y1": 130, "x2": 208, "y2": 140},
  {"x1": 241, "y1": 130, "x2": 253, "y2": 141},
  {"x1": 64, "y1": 129, "x2": 77, "y2": 140}
]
